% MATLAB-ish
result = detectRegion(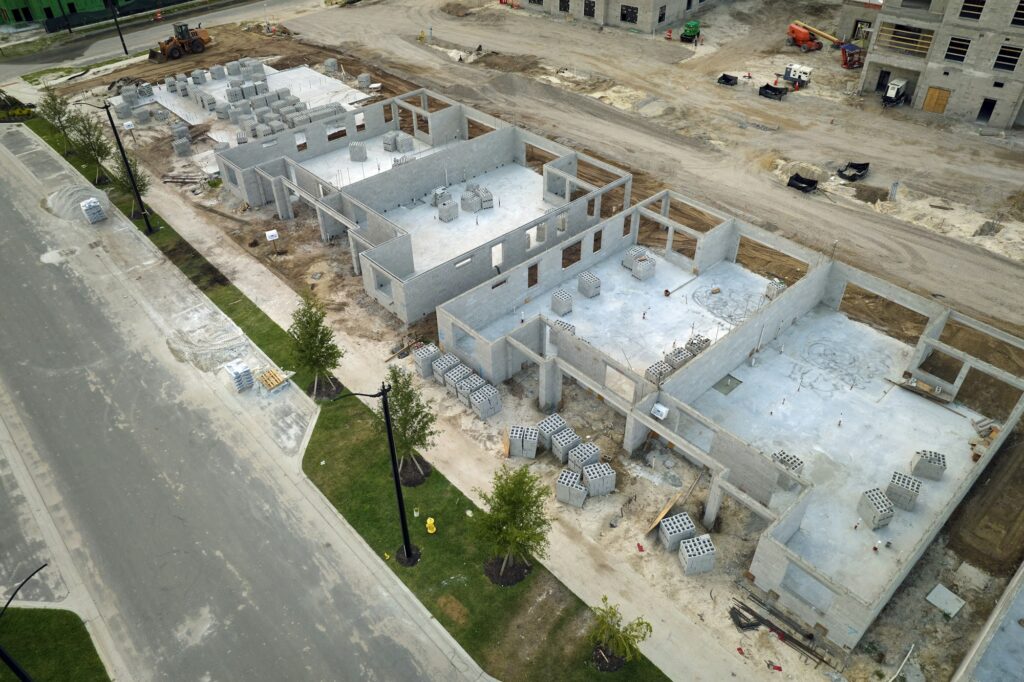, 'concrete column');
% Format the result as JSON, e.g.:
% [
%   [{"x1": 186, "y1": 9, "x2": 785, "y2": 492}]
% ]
[
  {"x1": 272, "y1": 178, "x2": 294, "y2": 220},
  {"x1": 538, "y1": 359, "x2": 562, "y2": 412},
  {"x1": 622, "y1": 413, "x2": 650, "y2": 455},
  {"x1": 703, "y1": 473, "x2": 725, "y2": 528}
]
